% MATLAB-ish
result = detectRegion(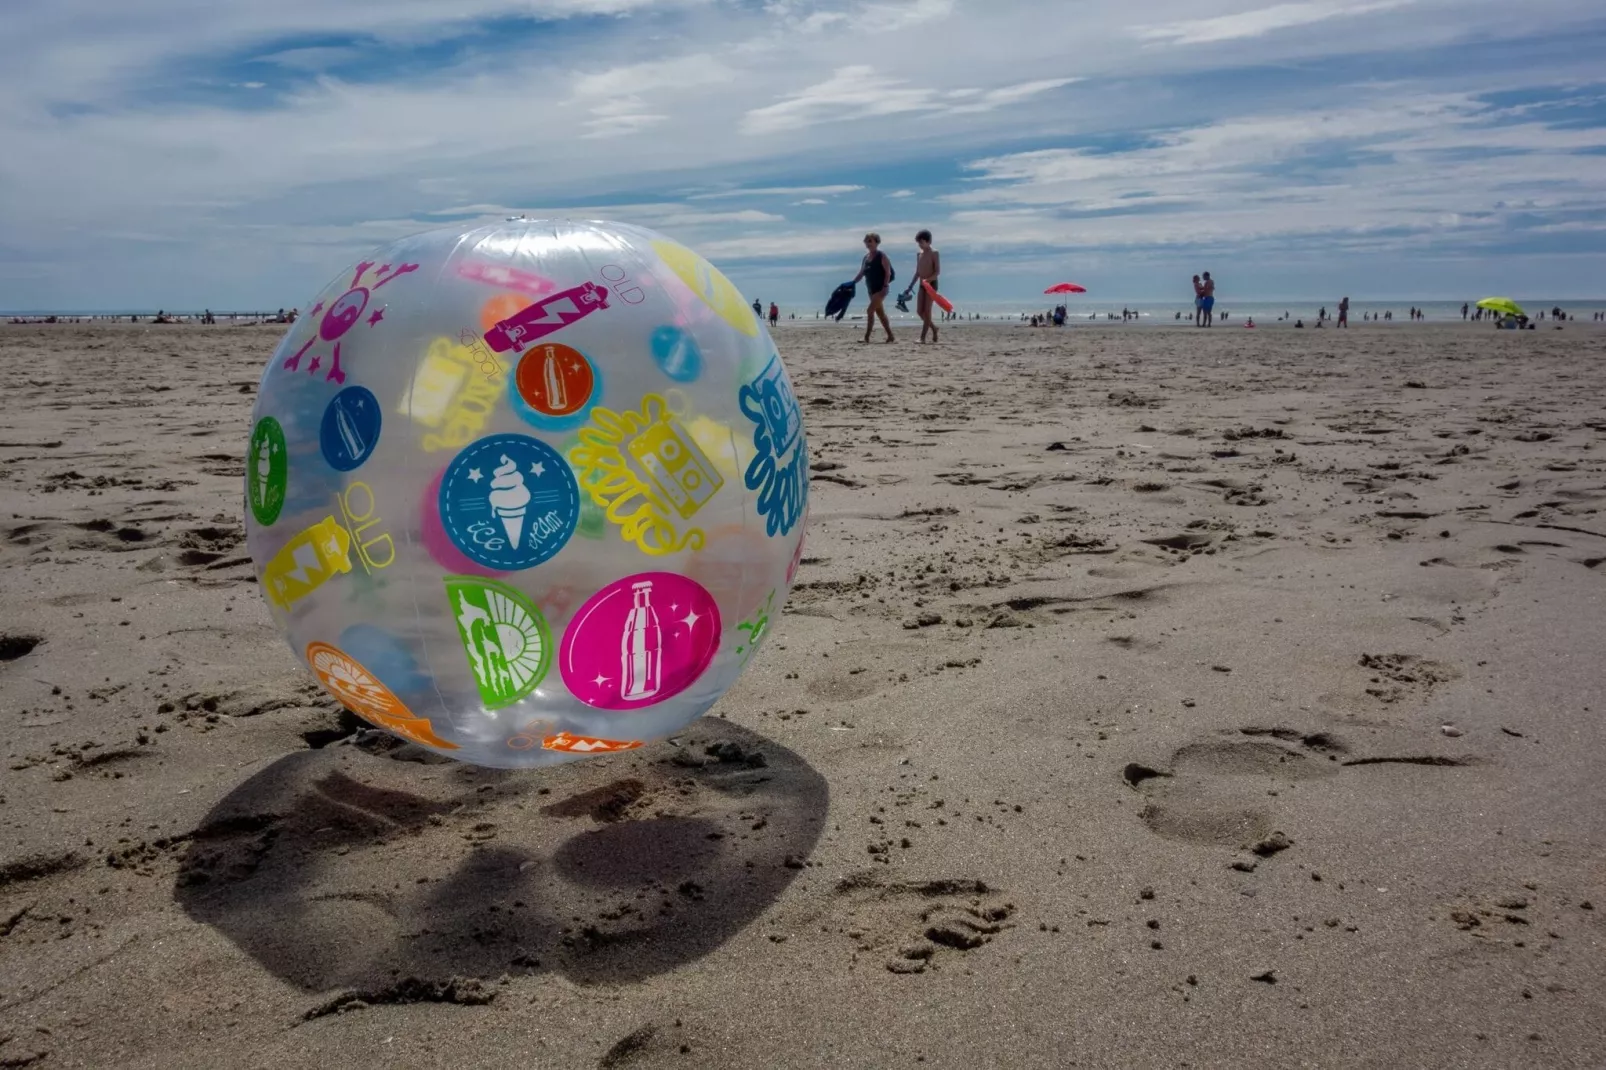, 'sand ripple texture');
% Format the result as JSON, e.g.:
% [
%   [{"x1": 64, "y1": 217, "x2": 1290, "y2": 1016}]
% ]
[{"x1": 1, "y1": 320, "x2": 1604, "y2": 1069}]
